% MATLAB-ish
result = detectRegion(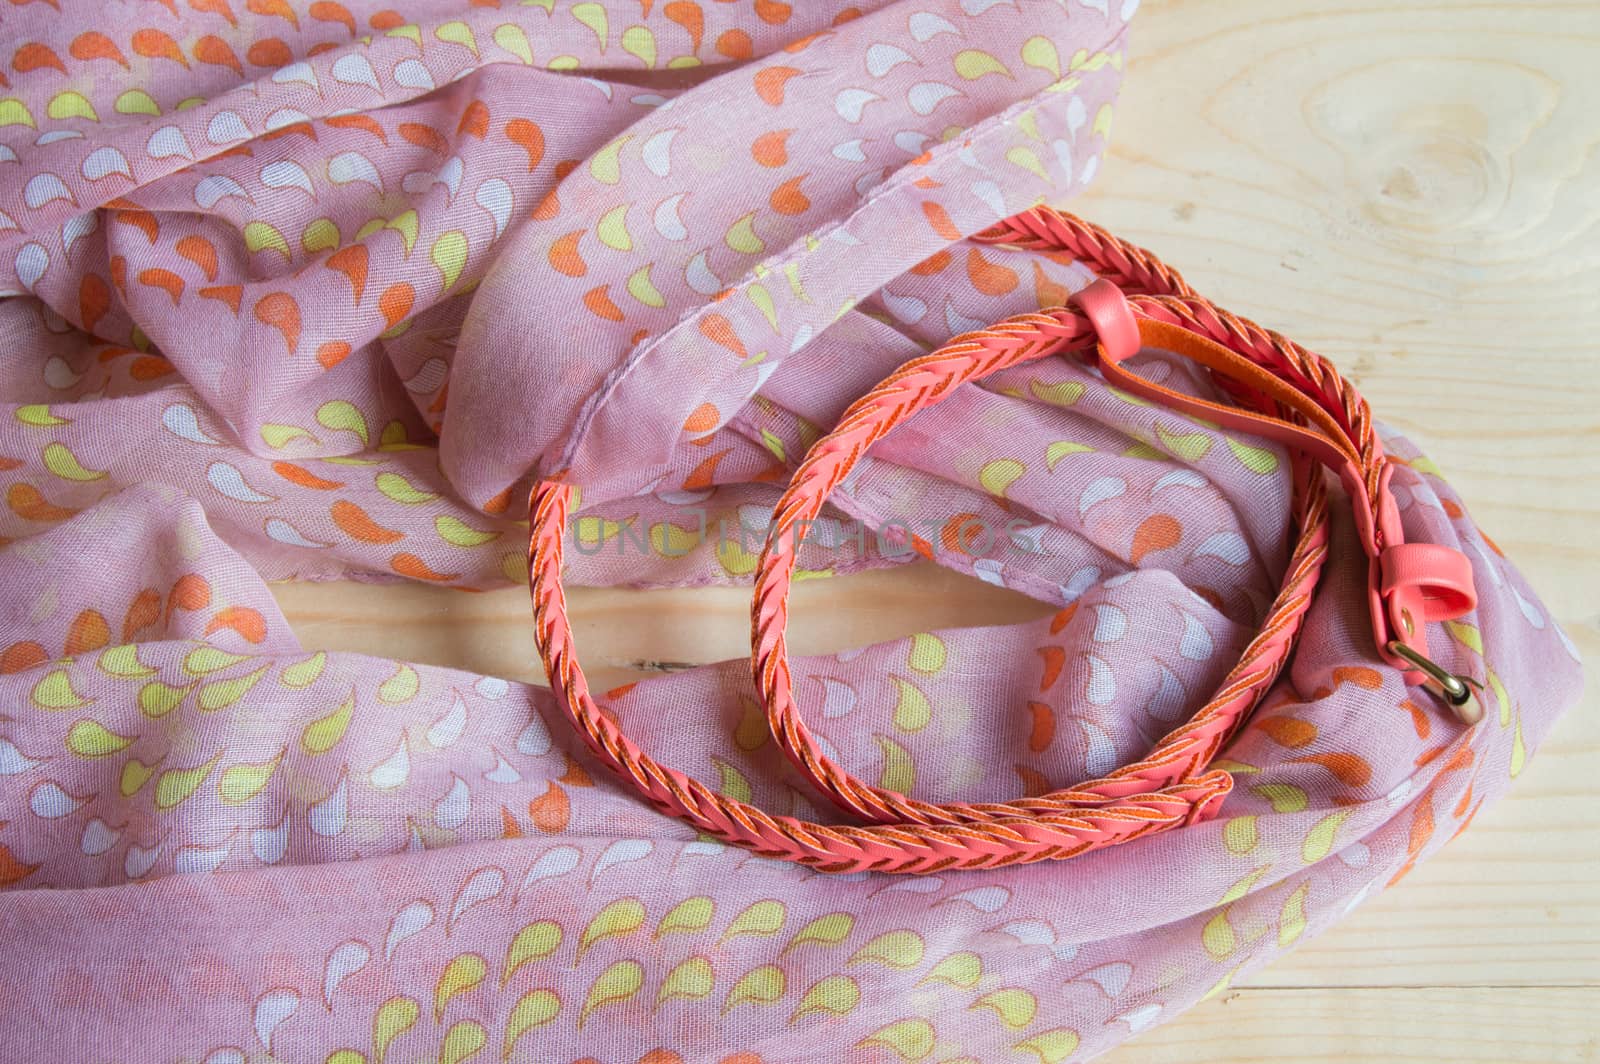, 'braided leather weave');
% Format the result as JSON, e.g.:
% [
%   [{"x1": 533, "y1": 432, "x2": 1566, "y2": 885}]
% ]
[
  {"x1": 527, "y1": 210, "x2": 1390, "y2": 874},
  {"x1": 976, "y1": 208, "x2": 1199, "y2": 302}
]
